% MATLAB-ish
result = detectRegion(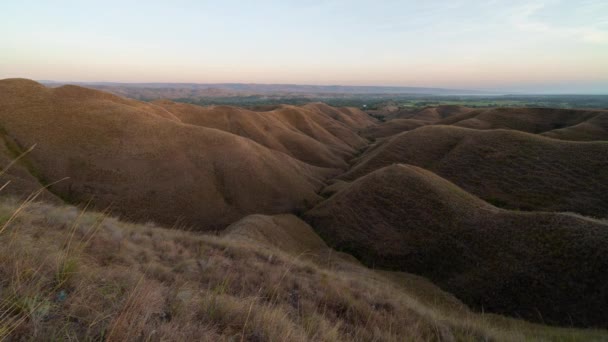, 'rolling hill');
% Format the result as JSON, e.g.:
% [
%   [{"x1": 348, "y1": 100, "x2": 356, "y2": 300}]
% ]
[
  {"x1": 361, "y1": 119, "x2": 430, "y2": 140},
  {"x1": 438, "y1": 107, "x2": 608, "y2": 141},
  {"x1": 0, "y1": 79, "x2": 354, "y2": 229},
  {"x1": 306, "y1": 164, "x2": 608, "y2": 327},
  {"x1": 152, "y1": 101, "x2": 374, "y2": 168},
  {"x1": 362, "y1": 105, "x2": 475, "y2": 139},
  {"x1": 391, "y1": 105, "x2": 475, "y2": 122},
  {"x1": 343, "y1": 125, "x2": 608, "y2": 218}
]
